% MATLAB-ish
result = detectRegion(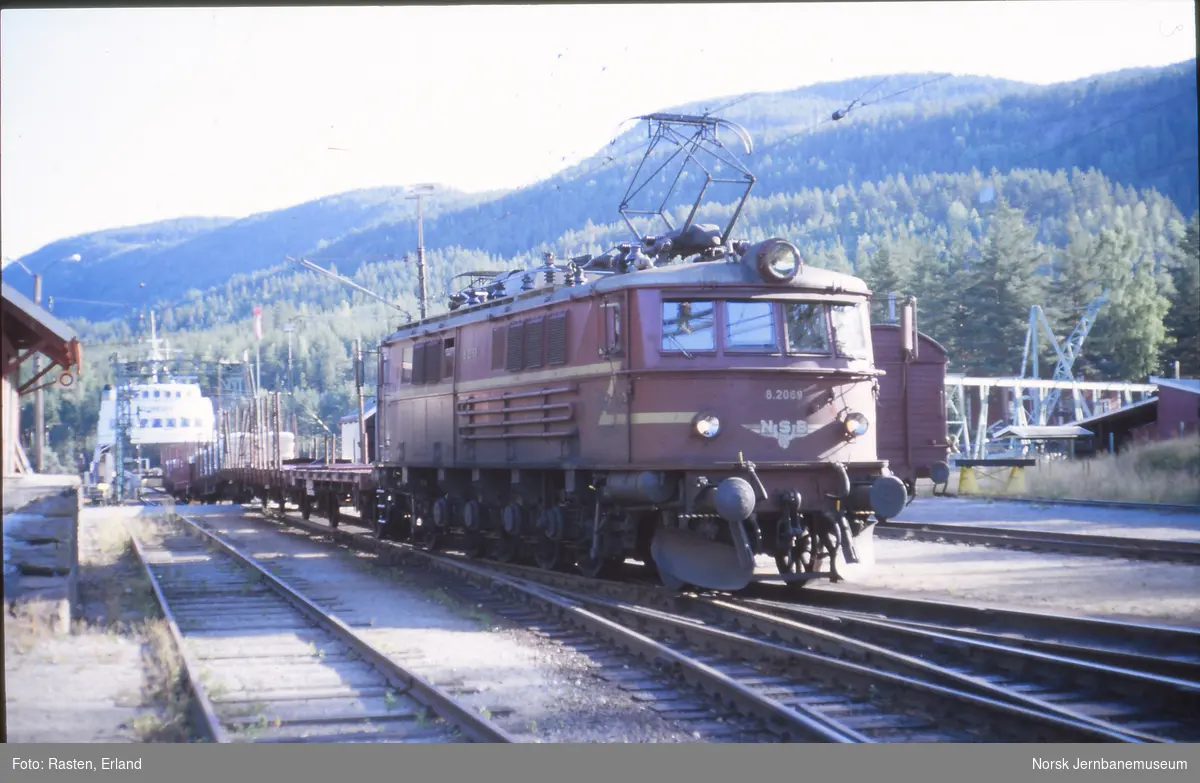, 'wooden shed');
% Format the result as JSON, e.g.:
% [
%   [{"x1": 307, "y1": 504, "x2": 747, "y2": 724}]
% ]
[
  {"x1": 2, "y1": 281, "x2": 84, "y2": 475},
  {"x1": 1149, "y1": 377, "x2": 1200, "y2": 440}
]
